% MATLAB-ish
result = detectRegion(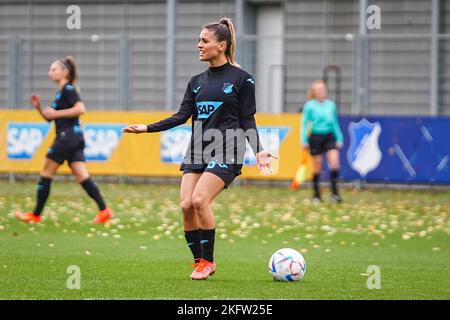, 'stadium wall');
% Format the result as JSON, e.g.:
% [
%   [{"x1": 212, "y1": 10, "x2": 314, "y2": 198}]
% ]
[
  {"x1": 0, "y1": 110, "x2": 306, "y2": 181},
  {"x1": 1, "y1": 109, "x2": 450, "y2": 184},
  {"x1": 1, "y1": 0, "x2": 449, "y2": 115}
]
